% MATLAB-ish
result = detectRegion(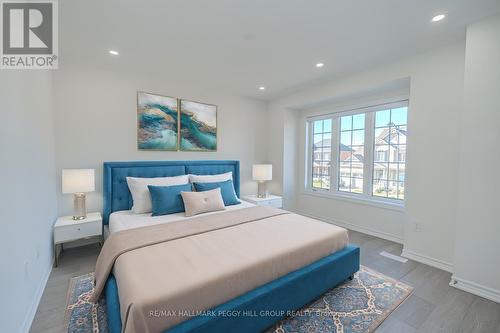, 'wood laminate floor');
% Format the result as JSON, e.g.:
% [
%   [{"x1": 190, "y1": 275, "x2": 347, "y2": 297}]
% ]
[{"x1": 30, "y1": 230, "x2": 500, "y2": 333}]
